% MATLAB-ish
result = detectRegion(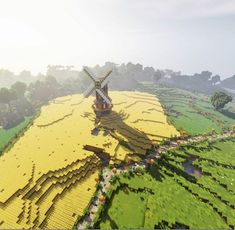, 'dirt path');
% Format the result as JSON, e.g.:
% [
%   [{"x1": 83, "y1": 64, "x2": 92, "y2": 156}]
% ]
[{"x1": 77, "y1": 130, "x2": 235, "y2": 229}]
